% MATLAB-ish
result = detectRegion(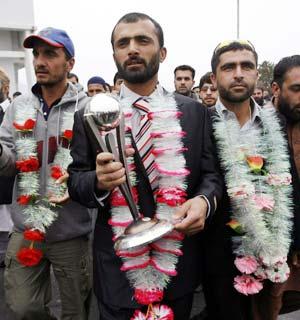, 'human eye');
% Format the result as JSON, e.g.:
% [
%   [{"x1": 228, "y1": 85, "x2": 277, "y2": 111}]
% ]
[{"x1": 242, "y1": 62, "x2": 255, "y2": 70}]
